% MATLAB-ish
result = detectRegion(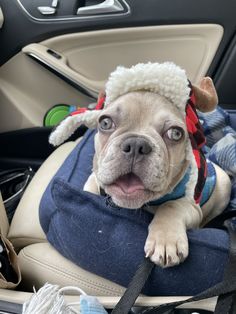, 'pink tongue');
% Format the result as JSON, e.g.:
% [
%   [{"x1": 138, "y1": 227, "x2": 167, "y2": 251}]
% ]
[{"x1": 114, "y1": 173, "x2": 144, "y2": 194}]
